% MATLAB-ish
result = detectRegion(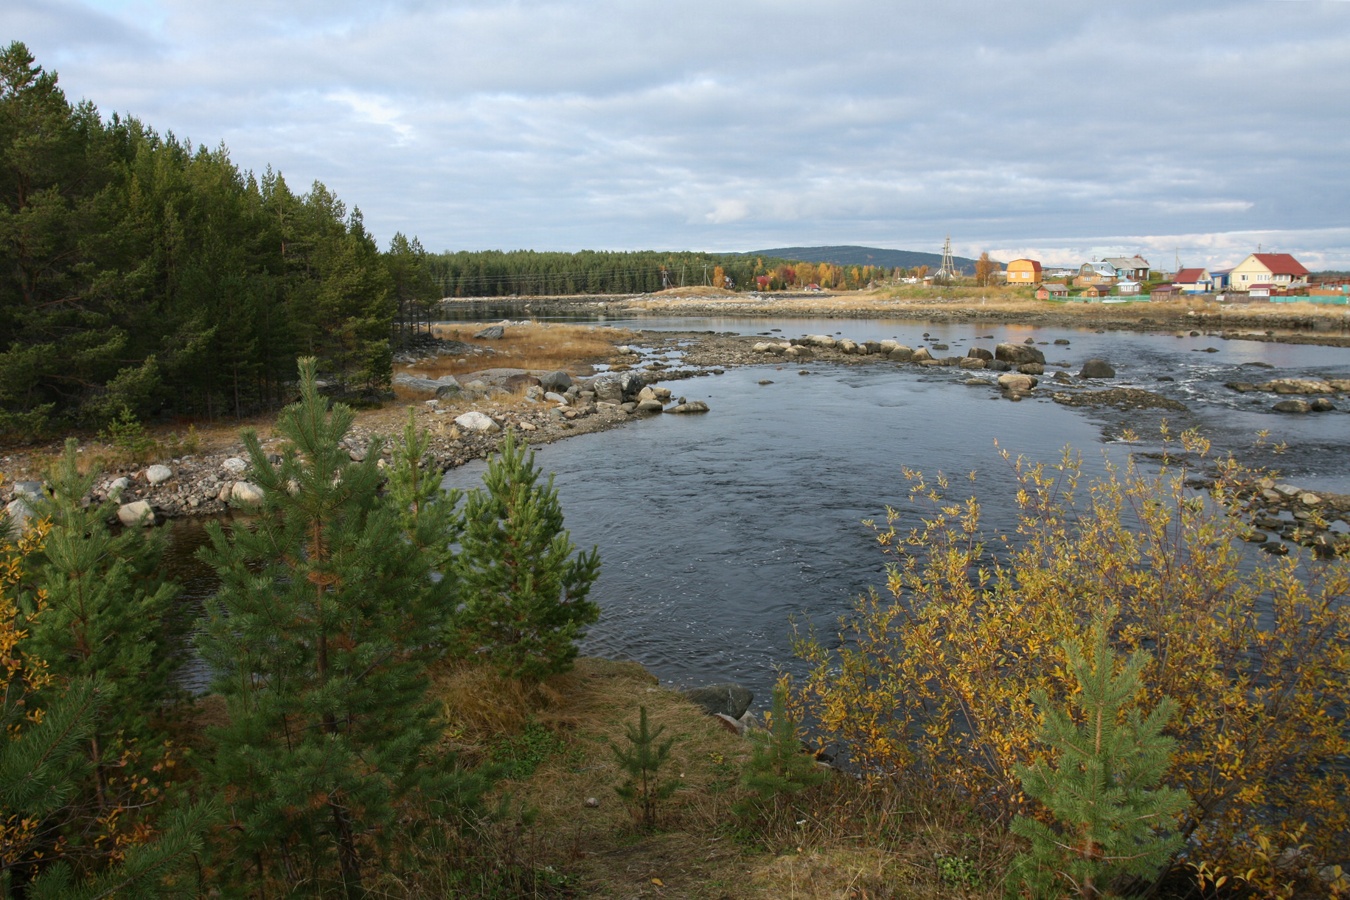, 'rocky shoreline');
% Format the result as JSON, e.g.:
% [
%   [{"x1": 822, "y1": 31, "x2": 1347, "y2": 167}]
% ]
[{"x1": 5, "y1": 317, "x2": 1350, "y2": 556}]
